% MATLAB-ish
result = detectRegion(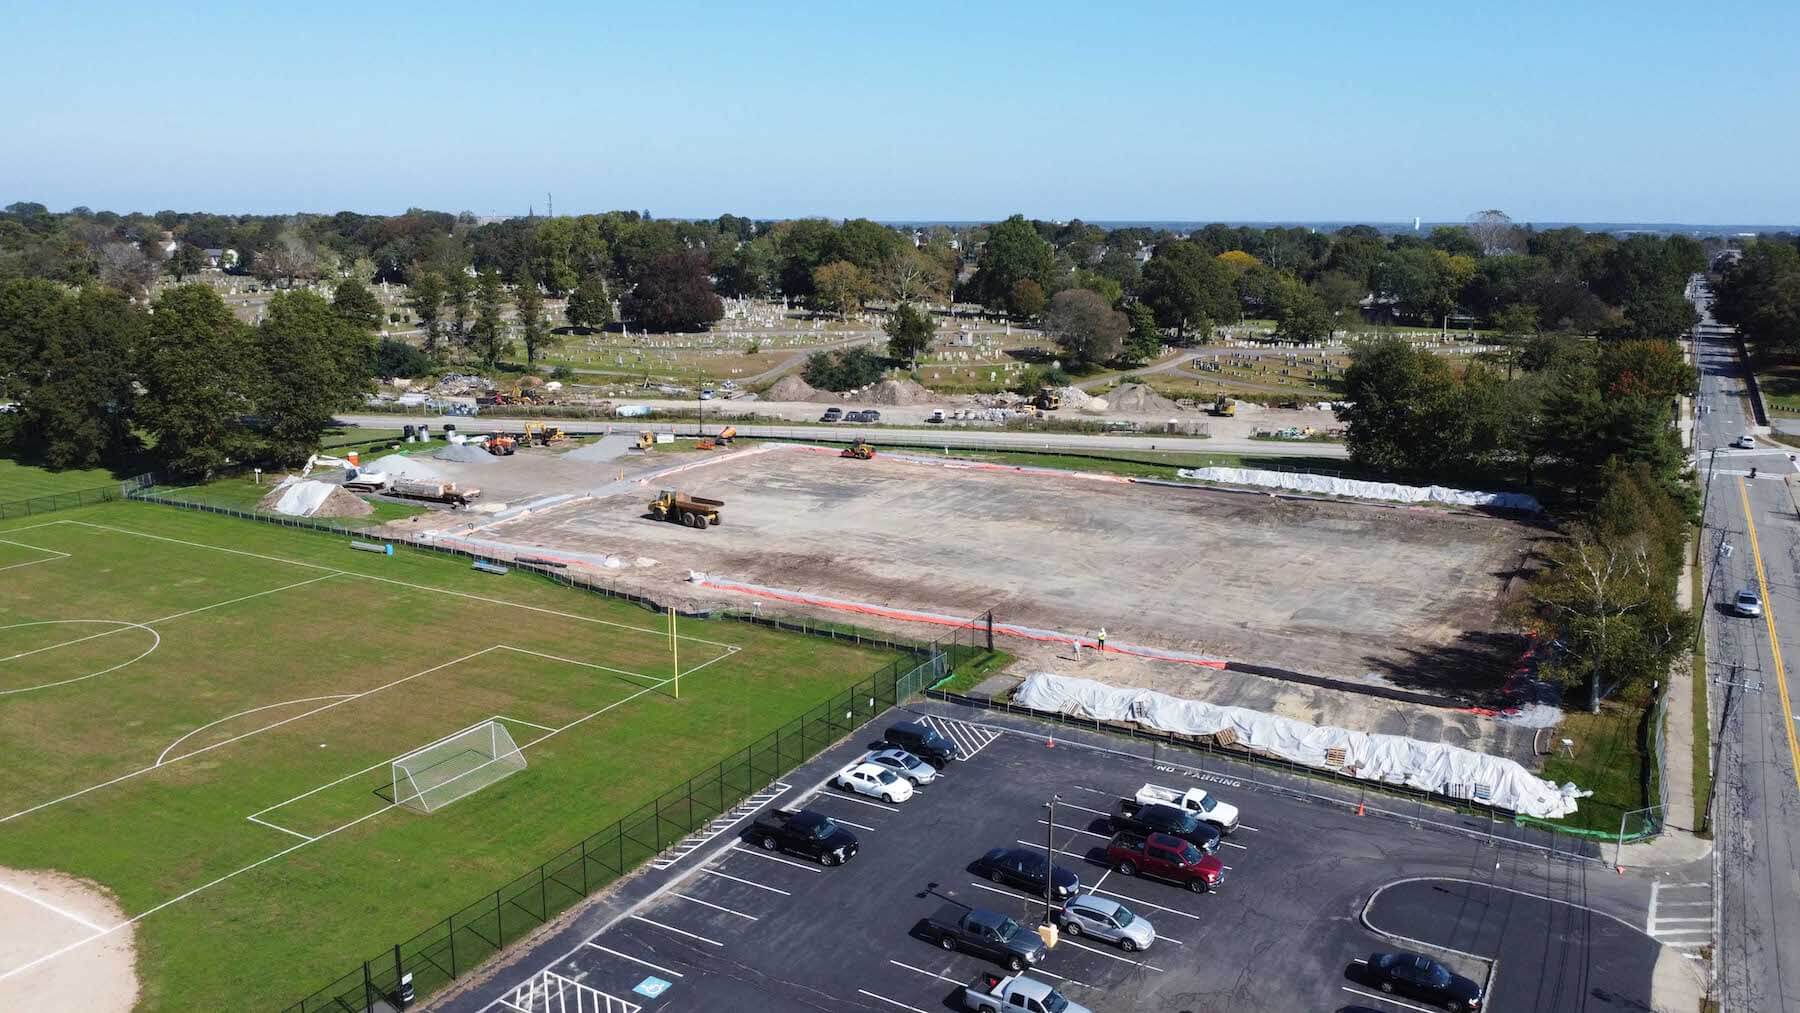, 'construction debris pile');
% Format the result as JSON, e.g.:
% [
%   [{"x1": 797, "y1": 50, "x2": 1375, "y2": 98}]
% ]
[
  {"x1": 1104, "y1": 383, "x2": 1181, "y2": 414},
  {"x1": 864, "y1": 378, "x2": 934, "y2": 406},
  {"x1": 258, "y1": 478, "x2": 374, "y2": 519}
]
